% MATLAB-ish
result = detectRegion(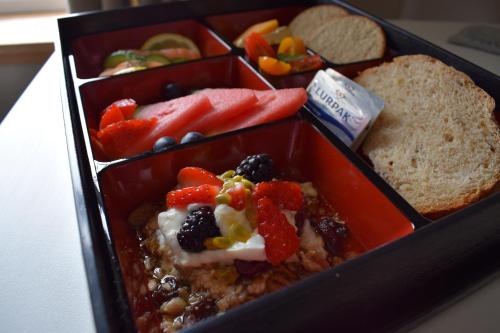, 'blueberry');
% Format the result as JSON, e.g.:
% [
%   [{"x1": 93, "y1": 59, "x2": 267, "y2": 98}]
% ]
[
  {"x1": 163, "y1": 83, "x2": 184, "y2": 100},
  {"x1": 153, "y1": 136, "x2": 177, "y2": 152},
  {"x1": 180, "y1": 132, "x2": 205, "y2": 144}
]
